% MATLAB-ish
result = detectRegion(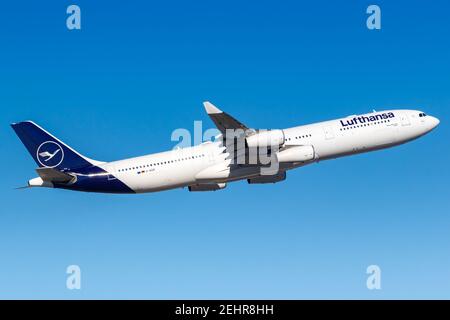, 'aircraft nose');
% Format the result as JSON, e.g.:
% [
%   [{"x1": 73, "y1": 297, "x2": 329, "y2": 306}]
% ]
[{"x1": 430, "y1": 116, "x2": 440, "y2": 129}]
